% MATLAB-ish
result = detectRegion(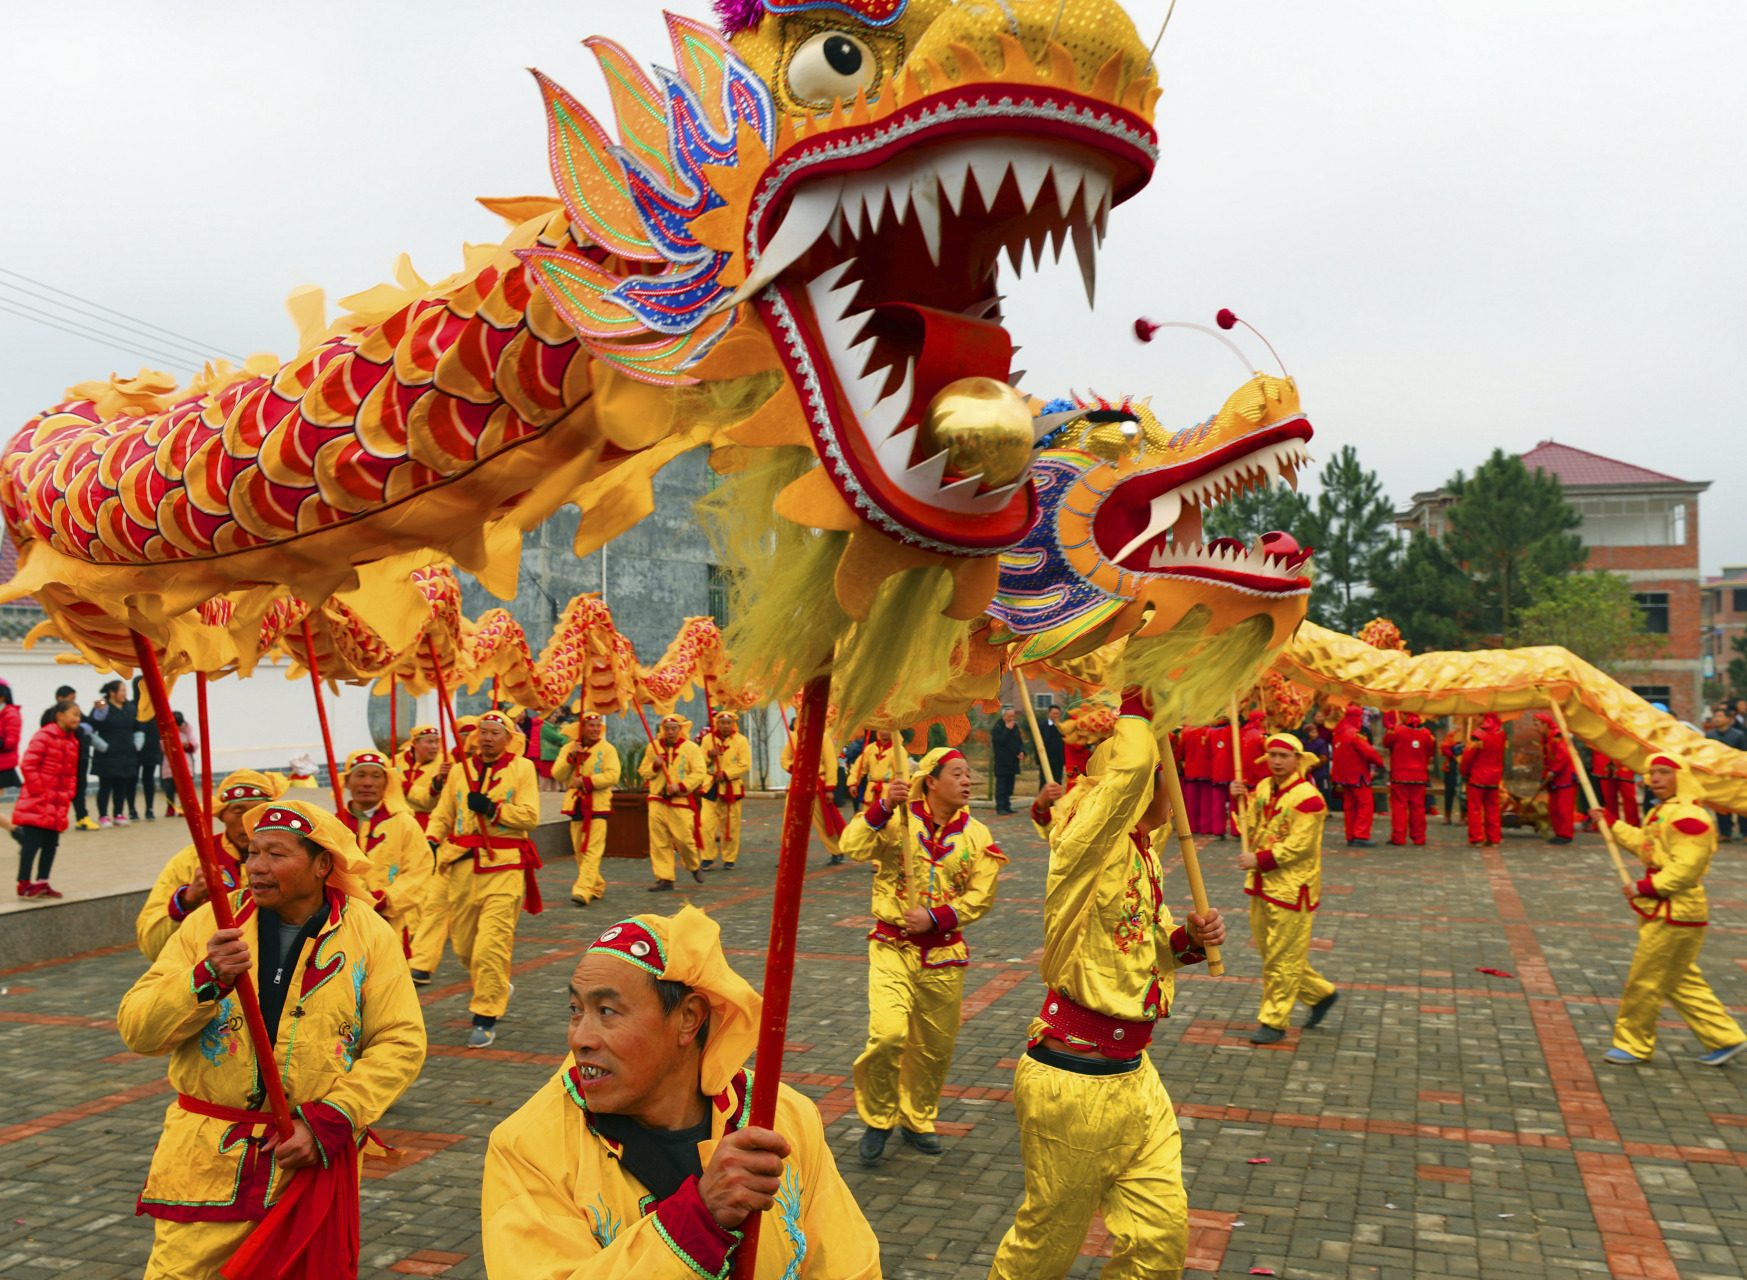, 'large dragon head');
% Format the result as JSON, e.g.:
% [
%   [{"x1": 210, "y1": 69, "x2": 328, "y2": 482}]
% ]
[
  {"x1": 988, "y1": 373, "x2": 1316, "y2": 723},
  {"x1": 522, "y1": 0, "x2": 1157, "y2": 618}
]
